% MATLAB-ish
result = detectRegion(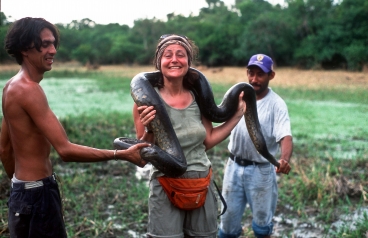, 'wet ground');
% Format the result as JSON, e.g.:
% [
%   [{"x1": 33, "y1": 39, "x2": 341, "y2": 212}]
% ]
[{"x1": 136, "y1": 165, "x2": 368, "y2": 238}]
